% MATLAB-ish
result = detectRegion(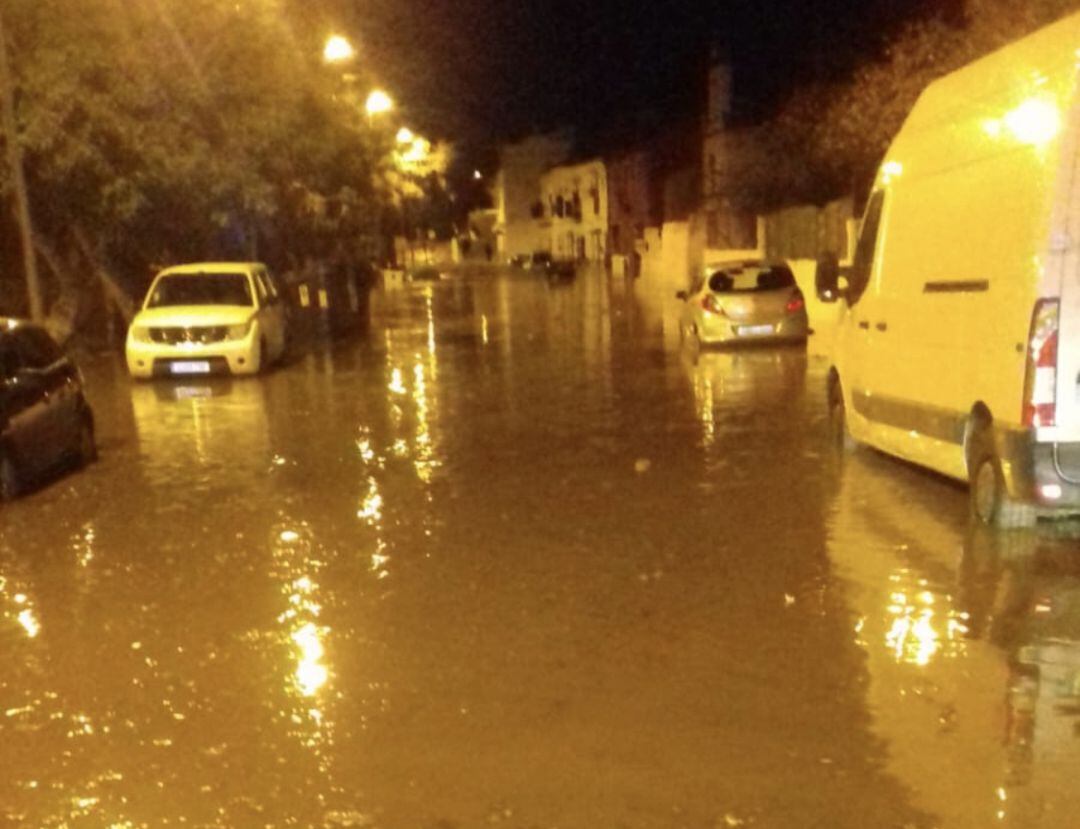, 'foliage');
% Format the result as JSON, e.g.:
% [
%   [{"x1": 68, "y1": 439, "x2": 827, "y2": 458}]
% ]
[
  {"x1": 1, "y1": 0, "x2": 388, "y2": 313},
  {"x1": 727, "y1": 0, "x2": 1080, "y2": 209}
]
